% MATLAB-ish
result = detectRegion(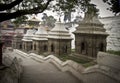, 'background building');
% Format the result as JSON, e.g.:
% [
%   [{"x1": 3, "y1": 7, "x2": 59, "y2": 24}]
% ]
[
  {"x1": 100, "y1": 16, "x2": 120, "y2": 51},
  {"x1": 0, "y1": 20, "x2": 15, "y2": 47}
]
